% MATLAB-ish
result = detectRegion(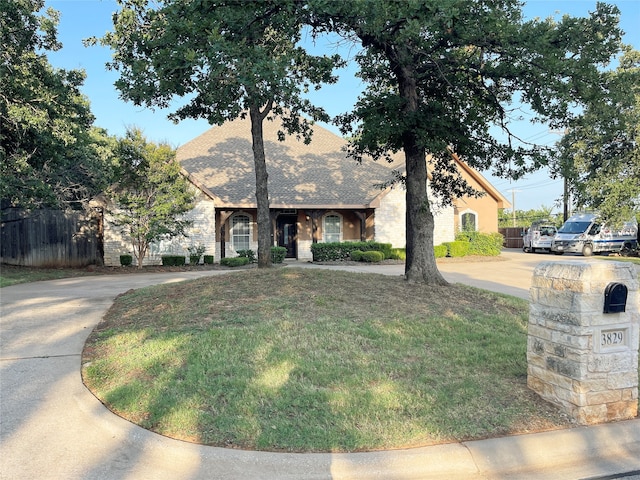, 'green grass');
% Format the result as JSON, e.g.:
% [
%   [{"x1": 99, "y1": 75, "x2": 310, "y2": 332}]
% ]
[
  {"x1": 0, "y1": 265, "x2": 90, "y2": 287},
  {"x1": 600, "y1": 255, "x2": 640, "y2": 265},
  {"x1": 0, "y1": 263, "x2": 219, "y2": 287},
  {"x1": 83, "y1": 268, "x2": 574, "y2": 452}
]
